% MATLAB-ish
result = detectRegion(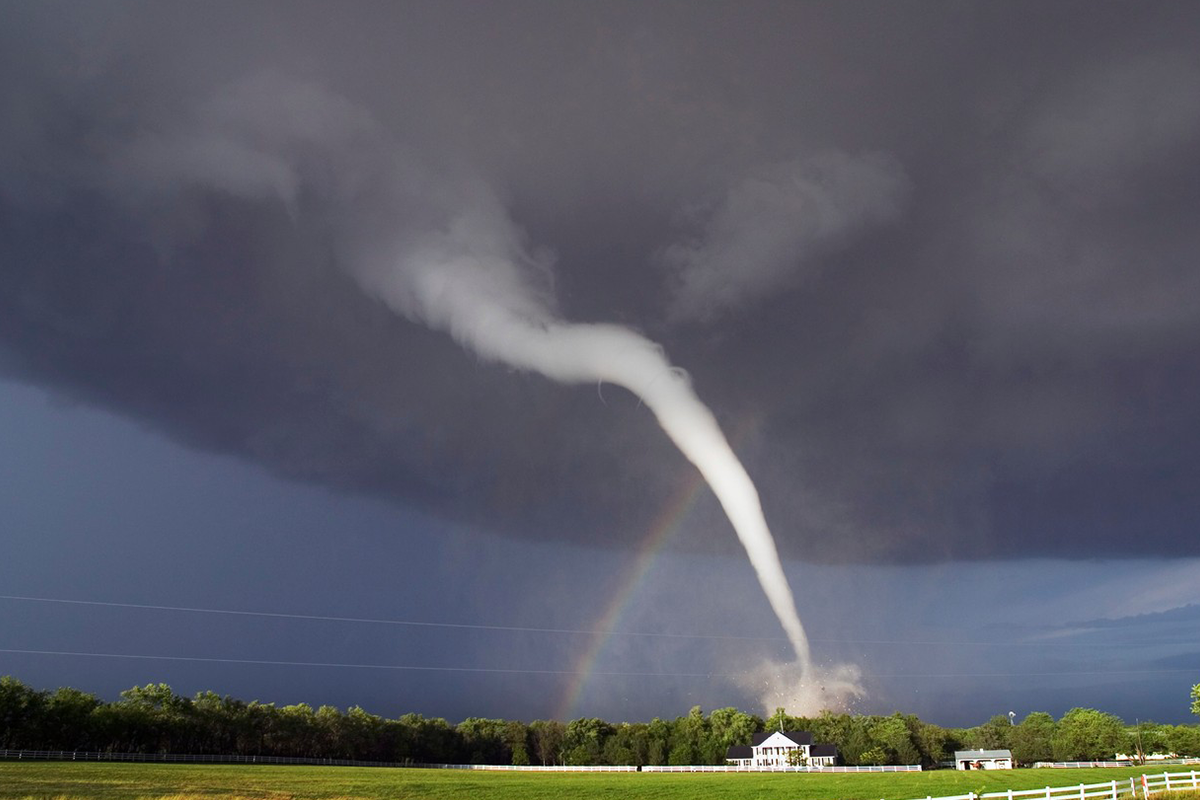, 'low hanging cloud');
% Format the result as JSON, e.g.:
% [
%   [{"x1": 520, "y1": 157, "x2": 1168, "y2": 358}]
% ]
[
  {"x1": 660, "y1": 153, "x2": 908, "y2": 322},
  {"x1": 1024, "y1": 51, "x2": 1200, "y2": 194},
  {"x1": 2, "y1": 1, "x2": 1200, "y2": 567},
  {"x1": 106, "y1": 72, "x2": 844, "y2": 683}
]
